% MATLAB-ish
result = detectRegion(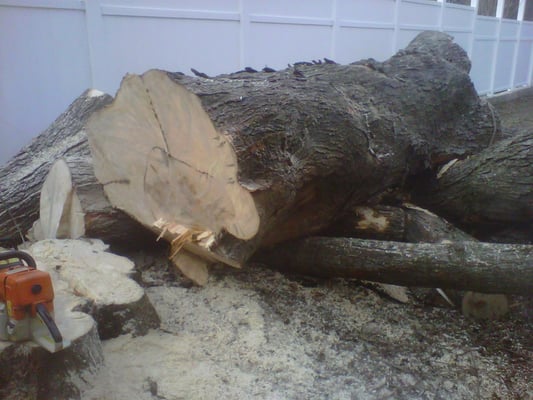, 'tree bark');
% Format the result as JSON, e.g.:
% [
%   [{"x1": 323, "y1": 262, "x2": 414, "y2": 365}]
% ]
[
  {"x1": 324, "y1": 204, "x2": 512, "y2": 310},
  {"x1": 169, "y1": 31, "x2": 499, "y2": 264},
  {"x1": 254, "y1": 237, "x2": 533, "y2": 295},
  {"x1": 412, "y1": 130, "x2": 533, "y2": 241}
]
